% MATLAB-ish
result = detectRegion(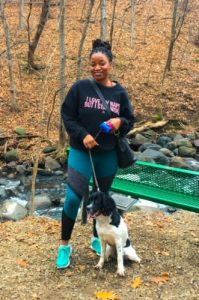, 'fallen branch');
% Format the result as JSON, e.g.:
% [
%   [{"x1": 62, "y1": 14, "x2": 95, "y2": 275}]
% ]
[{"x1": 128, "y1": 120, "x2": 169, "y2": 136}]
